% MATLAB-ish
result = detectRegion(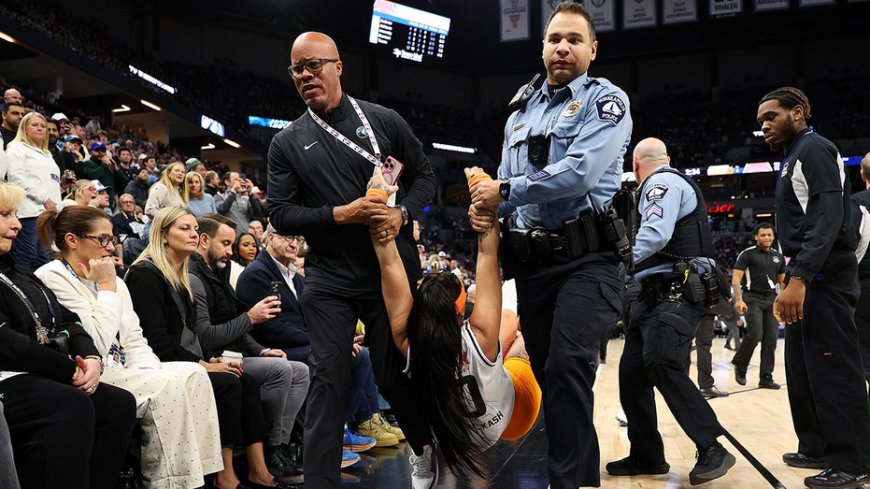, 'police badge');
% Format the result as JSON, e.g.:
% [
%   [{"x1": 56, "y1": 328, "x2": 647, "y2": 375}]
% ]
[{"x1": 563, "y1": 100, "x2": 583, "y2": 118}]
